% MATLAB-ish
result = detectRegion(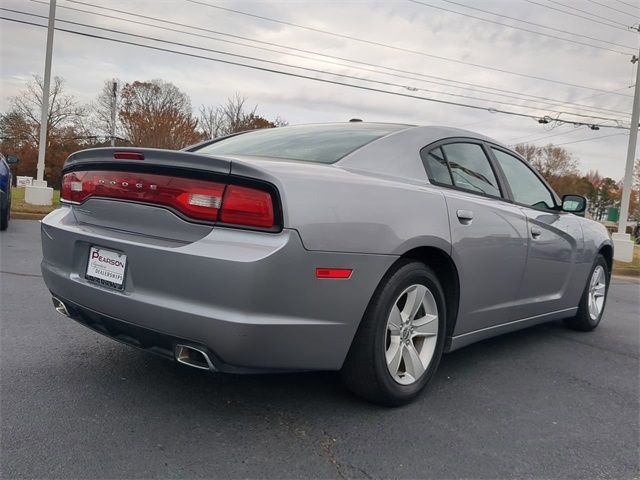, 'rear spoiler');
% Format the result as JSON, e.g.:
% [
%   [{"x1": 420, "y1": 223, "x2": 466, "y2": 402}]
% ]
[{"x1": 63, "y1": 147, "x2": 231, "y2": 176}]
